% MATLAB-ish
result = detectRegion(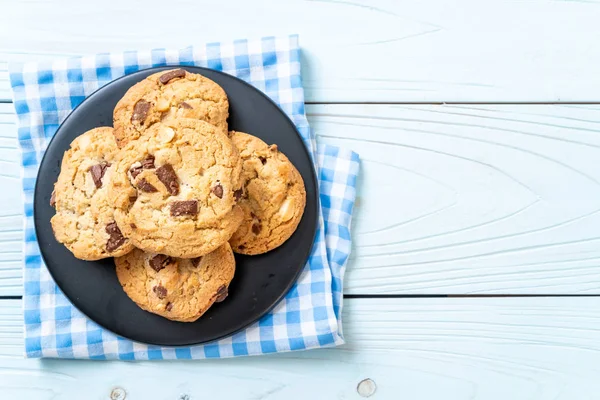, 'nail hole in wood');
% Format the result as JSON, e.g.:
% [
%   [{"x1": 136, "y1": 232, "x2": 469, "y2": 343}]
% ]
[
  {"x1": 357, "y1": 378, "x2": 376, "y2": 397},
  {"x1": 110, "y1": 387, "x2": 126, "y2": 400}
]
